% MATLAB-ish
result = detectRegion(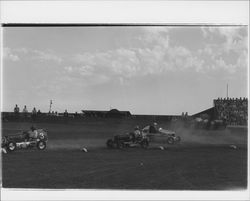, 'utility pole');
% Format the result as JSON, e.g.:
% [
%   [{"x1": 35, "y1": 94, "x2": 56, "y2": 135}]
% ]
[
  {"x1": 227, "y1": 84, "x2": 229, "y2": 98},
  {"x1": 49, "y1": 100, "x2": 52, "y2": 113}
]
